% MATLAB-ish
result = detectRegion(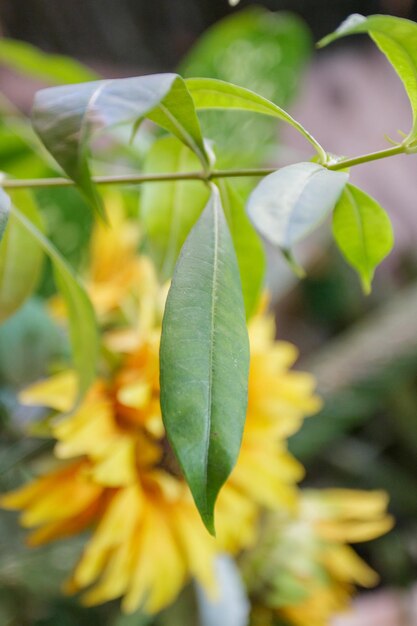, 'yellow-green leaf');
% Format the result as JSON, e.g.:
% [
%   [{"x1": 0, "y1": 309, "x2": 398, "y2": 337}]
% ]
[
  {"x1": 332, "y1": 184, "x2": 394, "y2": 293},
  {"x1": 319, "y1": 14, "x2": 417, "y2": 140}
]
